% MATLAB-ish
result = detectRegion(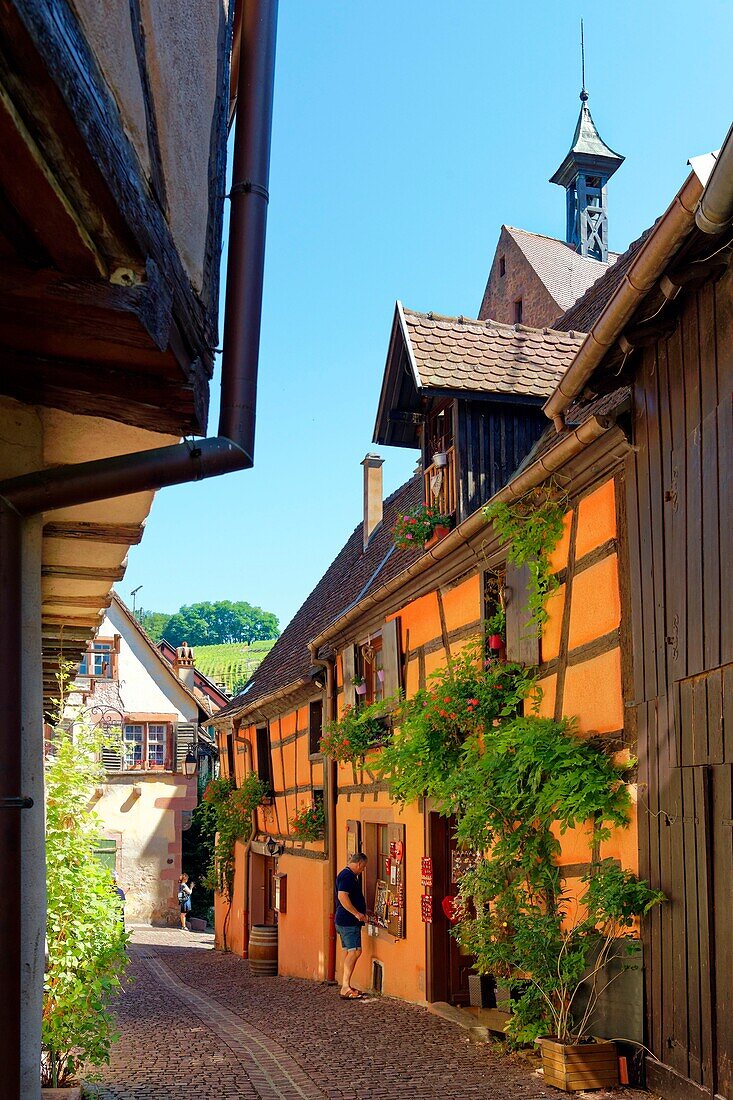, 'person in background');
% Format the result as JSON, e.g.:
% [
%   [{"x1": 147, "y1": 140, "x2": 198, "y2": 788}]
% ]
[
  {"x1": 111, "y1": 871, "x2": 126, "y2": 929},
  {"x1": 335, "y1": 852, "x2": 368, "y2": 999},
  {"x1": 178, "y1": 873, "x2": 194, "y2": 930}
]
